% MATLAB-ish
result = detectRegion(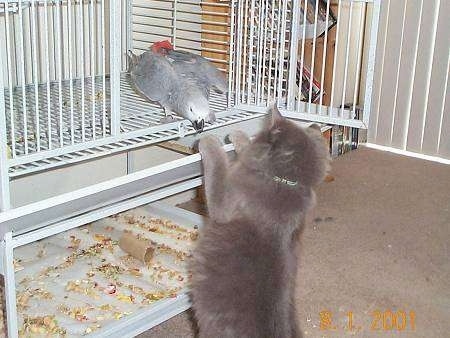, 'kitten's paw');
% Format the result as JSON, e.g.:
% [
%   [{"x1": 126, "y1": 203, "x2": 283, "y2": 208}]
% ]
[
  {"x1": 228, "y1": 130, "x2": 249, "y2": 145},
  {"x1": 198, "y1": 135, "x2": 223, "y2": 155},
  {"x1": 227, "y1": 130, "x2": 250, "y2": 154}
]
